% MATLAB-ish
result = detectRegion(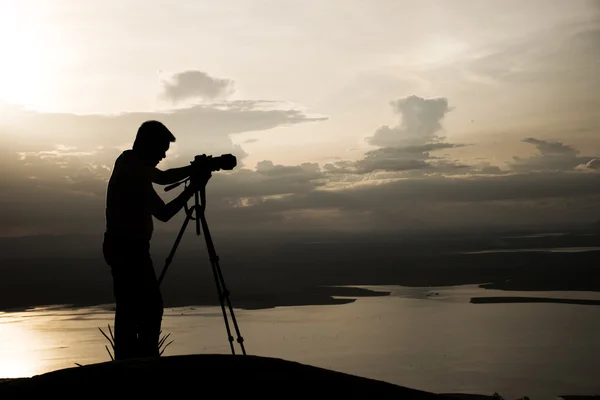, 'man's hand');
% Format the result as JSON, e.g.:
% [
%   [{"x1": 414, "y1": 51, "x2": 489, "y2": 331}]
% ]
[
  {"x1": 189, "y1": 170, "x2": 212, "y2": 190},
  {"x1": 191, "y1": 154, "x2": 211, "y2": 176},
  {"x1": 152, "y1": 170, "x2": 212, "y2": 223}
]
